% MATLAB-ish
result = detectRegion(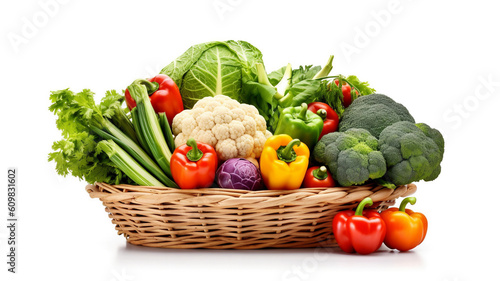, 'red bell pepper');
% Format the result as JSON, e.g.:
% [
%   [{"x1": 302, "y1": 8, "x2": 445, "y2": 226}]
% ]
[
  {"x1": 125, "y1": 74, "x2": 183, "y2": 125},
  {"x1": 334, "y1": 79, "x2": 359, "y2": 108},
  {"x1": 302, "y1": 166, "x2": 335, "y2": 188},
  {"x1": 333, "y1": 197, "x2": 386, "y2": 255},
  {"x1": 170, "y1": 138, "x2": 218, "y2": 189},
  {"x1": 307, "y1": 102, "x2": 339, "y2": 140},
  {"x1": 380, "y1": 197, "x2": 428, "y2": 252}
]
